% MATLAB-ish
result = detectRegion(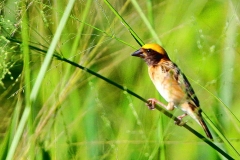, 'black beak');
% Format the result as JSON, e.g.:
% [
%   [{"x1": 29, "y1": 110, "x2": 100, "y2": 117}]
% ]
[{"x1": 131, "y1": 49, "x2": 144, "y2": 58}]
